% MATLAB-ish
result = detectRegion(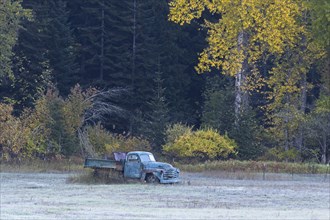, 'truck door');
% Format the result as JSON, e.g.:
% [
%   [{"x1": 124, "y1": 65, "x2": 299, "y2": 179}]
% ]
[{"x1": 124, "y1": 154, "x2": 142, "y2": 179}]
